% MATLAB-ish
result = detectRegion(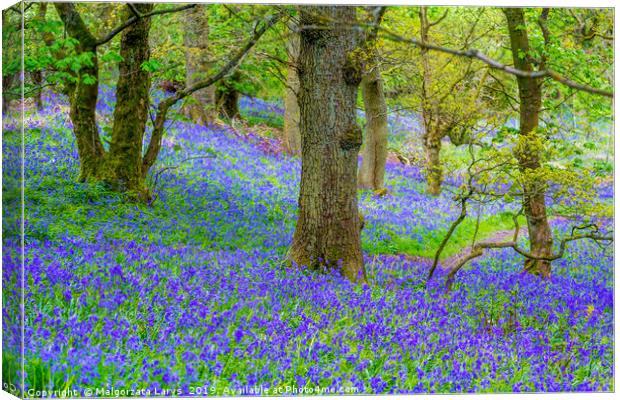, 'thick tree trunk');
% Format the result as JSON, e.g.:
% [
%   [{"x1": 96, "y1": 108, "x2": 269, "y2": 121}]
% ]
[
  {"x1": 289, "y1": 6, "x2": 366, "y2": 283},
  {"x1": 184, "y1": 4, "x2": 215, "y2": 125},
  {"x1": 504, "y1": 8, "x2": 554, "y2": 277},
  {"x1": 55, "y1": 4, "x2": 105, "y2": 182},
  {"x1": 106, "y1": 3, "x2": 153, "y2": 195},
  {"x1": 283, "y1": 22, "x2": 301, "y2": 154},
  {"x1": 358, "y1": 66, "x2": 388, "y2": 190}
]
